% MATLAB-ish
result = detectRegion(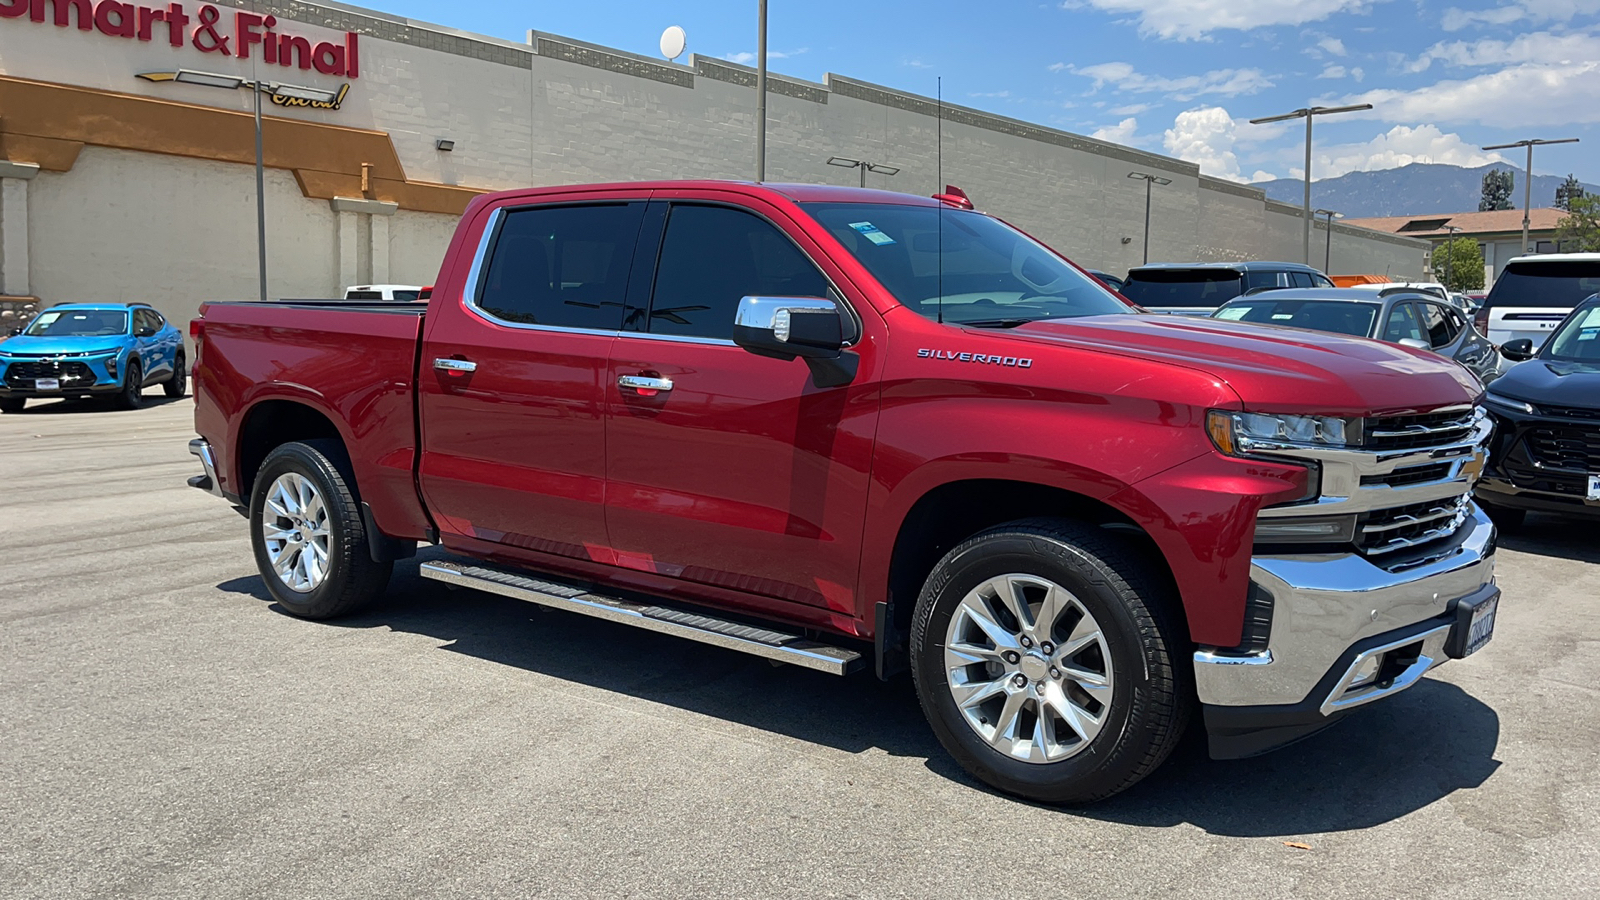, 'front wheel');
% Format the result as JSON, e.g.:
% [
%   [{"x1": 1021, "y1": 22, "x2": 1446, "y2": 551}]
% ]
[
  {"x1": 116, "y1": 358, "x2": 144, "y2": 410},
  {"x1": 0, "y1": 397, "x2": 24, "y2": 413},
  {"x1": 249, "y1": 440, "x2": 392, "y2": 619},
  {"x1": 911, "y1": 519, "x2": 1190, "y2": 804},
  {"x1": 163, "y1": 354, "x2": 187, "y2": 398}
]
